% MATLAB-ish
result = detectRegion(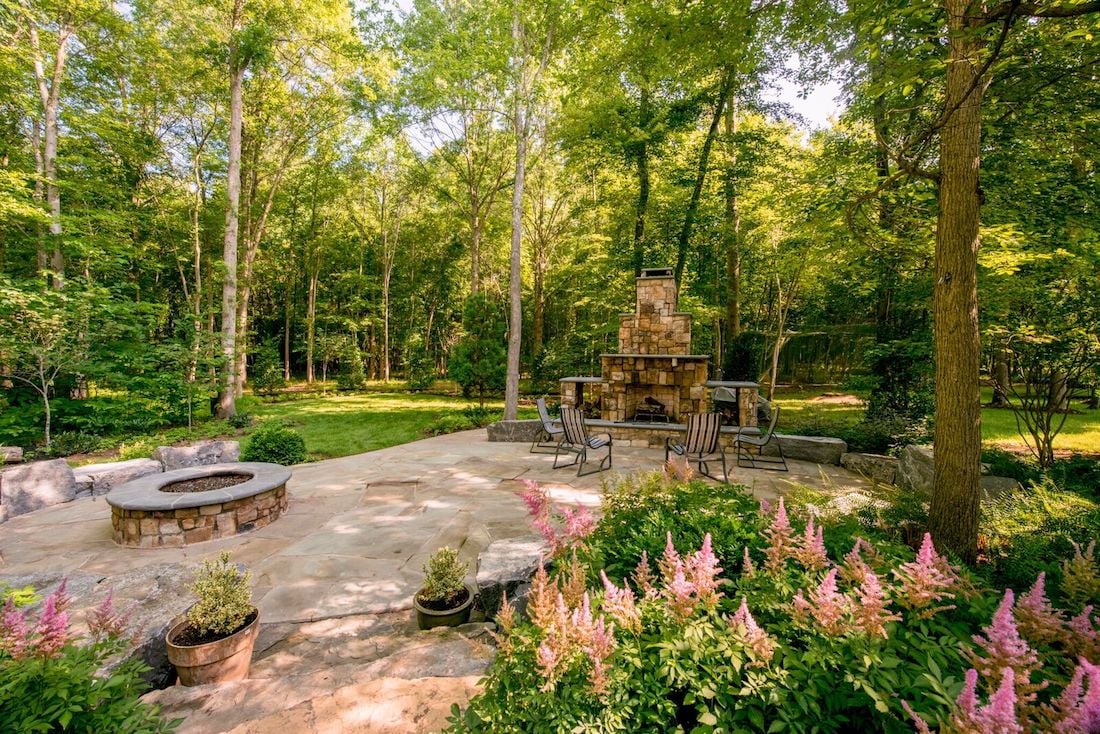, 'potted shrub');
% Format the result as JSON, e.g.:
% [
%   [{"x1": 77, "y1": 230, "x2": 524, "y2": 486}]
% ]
[
  {"x1": 166, "y1": 552, "x2": 259, "y2": 685},
  {"x1": 413, "y1": 546, "x2": 474, "y2": 630}
]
